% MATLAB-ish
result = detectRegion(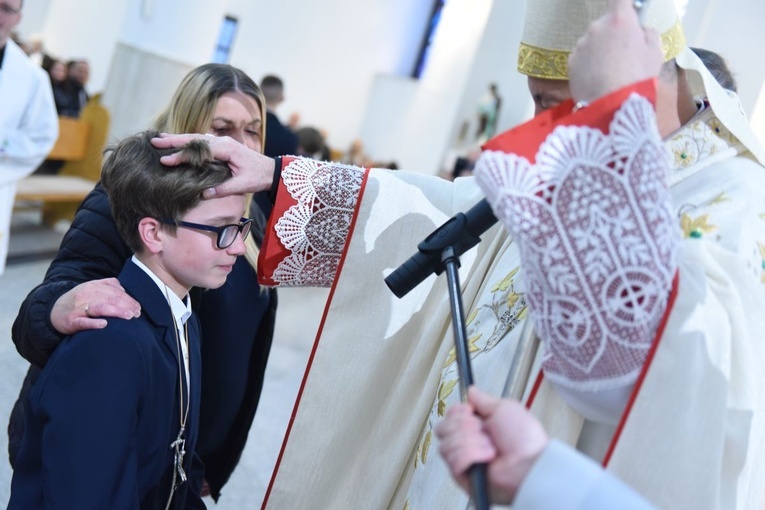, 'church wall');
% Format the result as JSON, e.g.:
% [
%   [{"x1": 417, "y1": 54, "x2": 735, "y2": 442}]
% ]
[
  {"x1": 14, "y1": 0, "x2": 53, "y2": 40},
  {"x1": 444, "y1": 0, "x2": 533, "y2": 172},
  {"x1": 354, "y1": 0, "x2": 495, "y2": 174},
  {"x1": 223, "y1": 0, "x2": 435, "y2": 156},
  {"x1": 101, "y1": 43, "x2": 194, "y2": 139},
  {"x1": 37, "y1": 0, "x2": 130, "y2": 94},
  {"x1": 22, "y1": 0, "x2": 765, "y2": 162},
  {"x1": 32, "y1": 0, "x2": 436, "y2": 154},
  {"x1": 118, "y1": 0, "x2": 226, "y2": 70},
  {"x1": 680, "y1": 0, "x2": 765, "y2": 142},
  {"x1": 99, "y1": 0, "x2": 227, "y2": 139}
]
